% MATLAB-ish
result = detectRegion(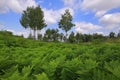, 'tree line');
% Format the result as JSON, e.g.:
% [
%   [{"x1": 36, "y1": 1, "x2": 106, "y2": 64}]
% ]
[
  {"x1": 20, "y1": 5, "x2": 120, "y2": 43},
  {"x1": 30, "y1": 29, "x2": 120, "y2": 43}
]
